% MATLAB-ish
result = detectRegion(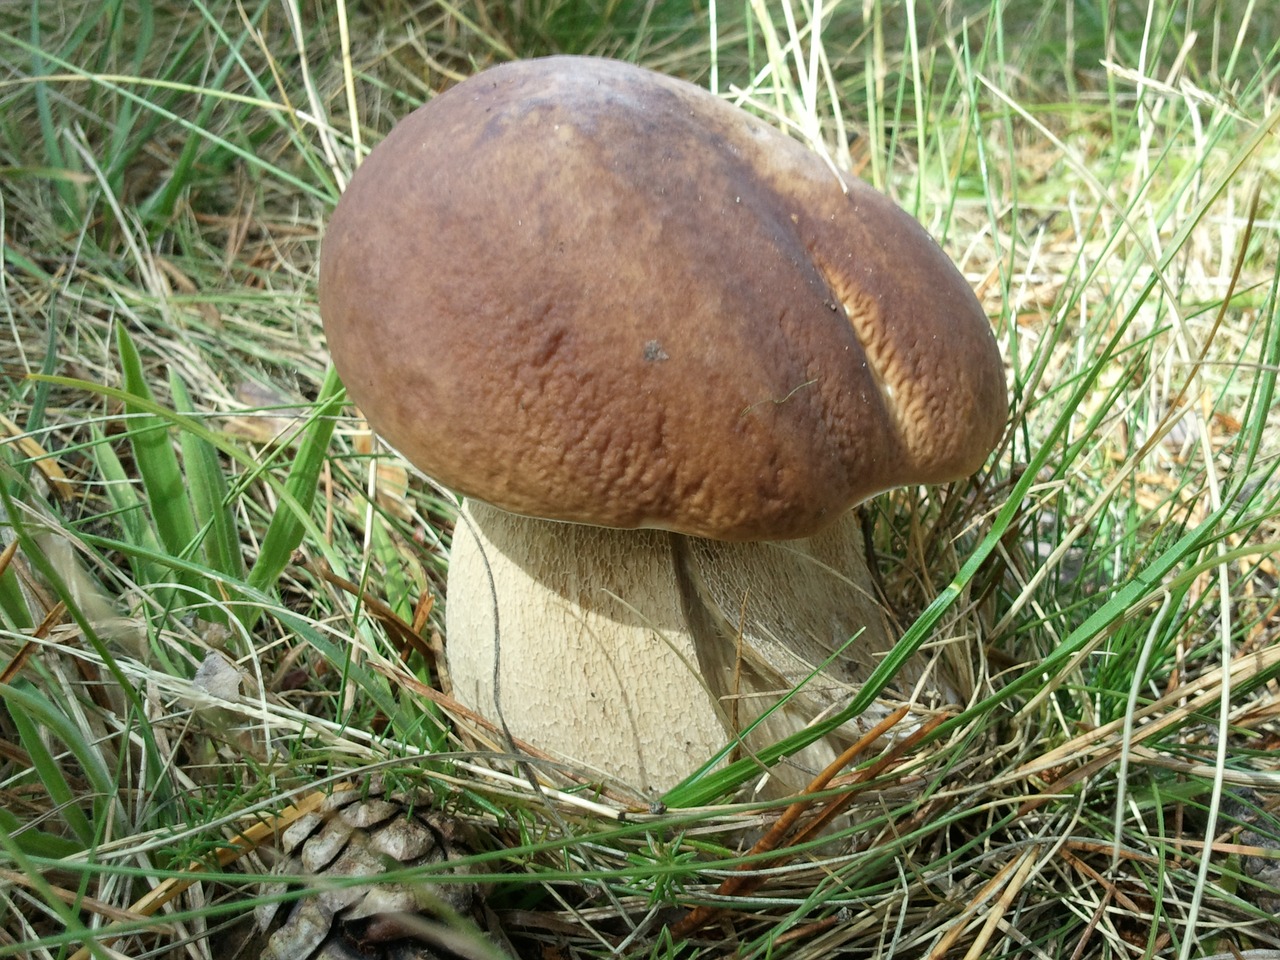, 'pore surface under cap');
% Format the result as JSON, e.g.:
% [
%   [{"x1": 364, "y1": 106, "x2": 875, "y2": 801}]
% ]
[{"x1": 320, "y1": 56, "x2": 1006, "y2": 541}]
